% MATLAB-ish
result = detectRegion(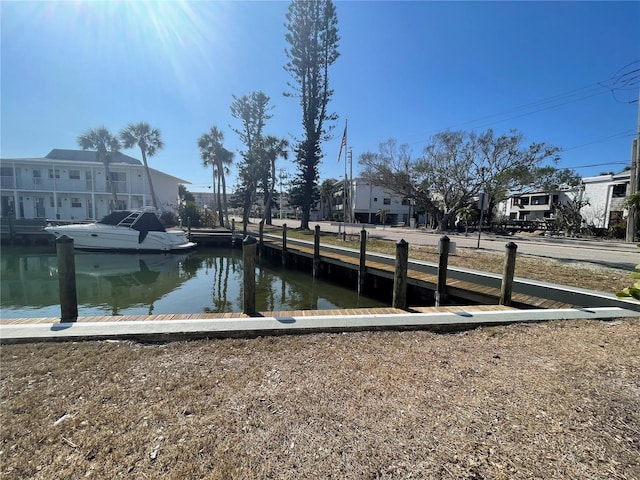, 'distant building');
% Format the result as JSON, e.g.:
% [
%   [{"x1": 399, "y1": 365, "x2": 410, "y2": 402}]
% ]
[
  {"x1": 497, "y1": 188, "x2": 581, "y2": 222},
  {"x1": 331, "y1": 178, "x2": 413, "y2": 225},
  {"x1": 580, "y1": 171, "x2": 631, "y2": 229},
  {"x1": 0, "y1": 149, "x2": 188, "y2": 220},
  {"x1": 495, "y1": 170, "x2": 631, "y2": 232}
]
